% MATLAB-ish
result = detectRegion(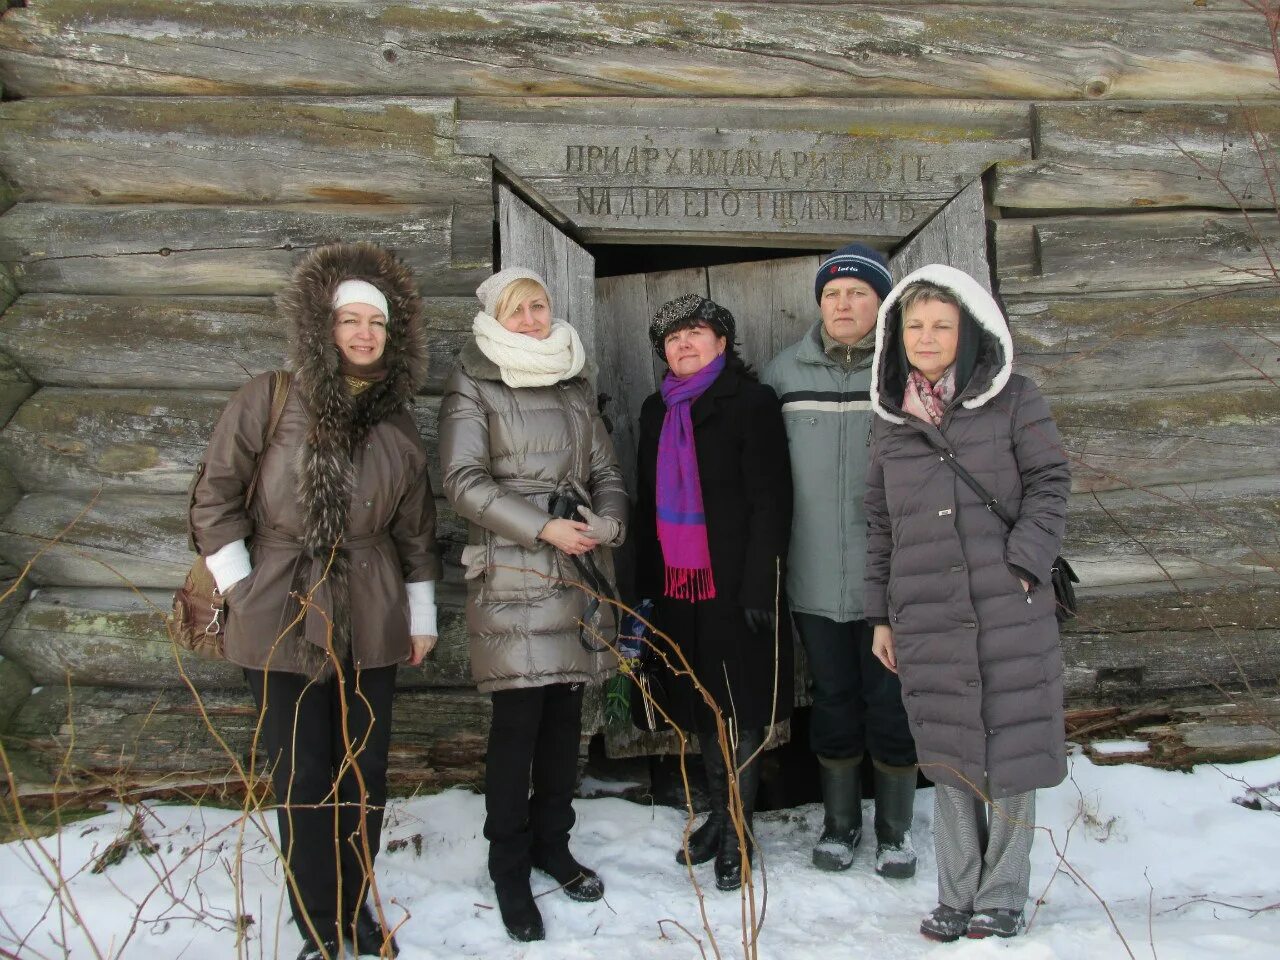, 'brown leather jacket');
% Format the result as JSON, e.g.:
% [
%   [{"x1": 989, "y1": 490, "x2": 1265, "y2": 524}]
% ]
[
  {"x1": 189, "y1": 243, "x2": 442, "y2": 675},
  {"x1": 439, "y1": 340, "x2": 627, "y2": 693}
]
